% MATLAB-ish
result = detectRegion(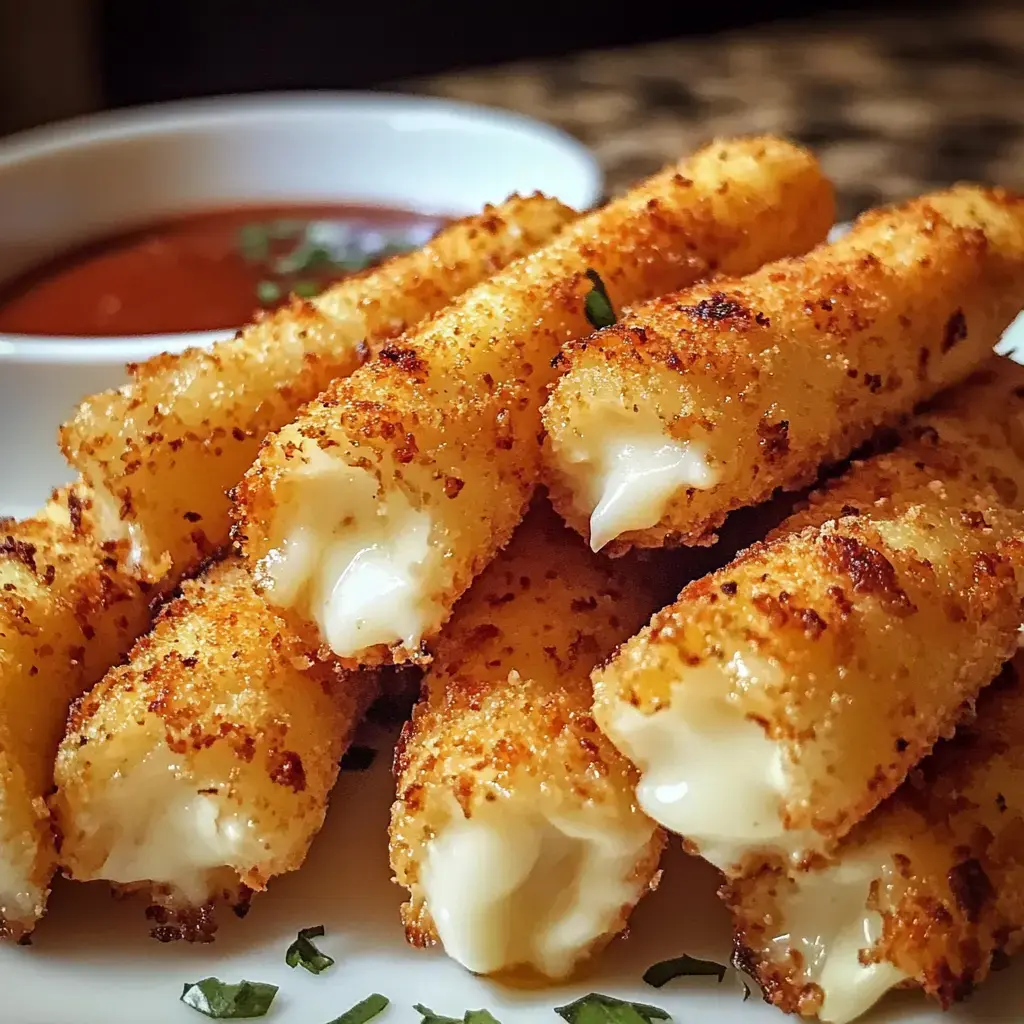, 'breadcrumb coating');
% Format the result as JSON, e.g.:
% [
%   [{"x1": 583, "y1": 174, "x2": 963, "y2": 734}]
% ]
[
  {"x1": 390, "y1": 503, "x2": 670, "y2": 978},
  {"x1": 51, "y1": 558, "x2": 378, "y2": 941},
  {"x1": 592, "y1": 360, "x2": 1024, "y2": 870},
  {"x1": 0, "y1": 486, "x2": 153, "y2": 939},
  {"x1": 60, "y1": 195, "x2": 576, "y2": 581},
  {"x1": 729, "y1": 653, "x2": 1024, "y2": 1019},
  {"x1": 543, "y1": 185, "x2": 1024, "y2": 552},
  {"x1": 236, "y1": 136, "x2": 834, "y2": 666}
]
